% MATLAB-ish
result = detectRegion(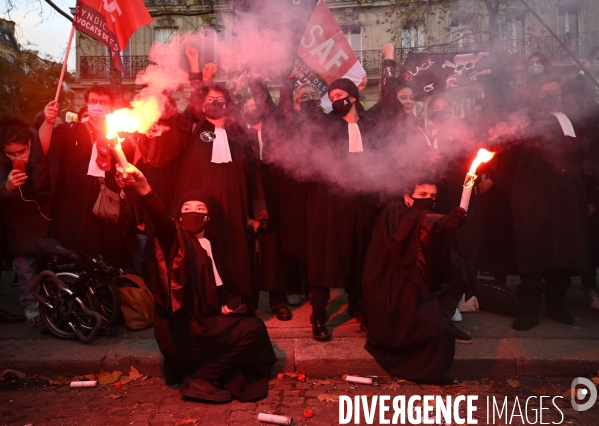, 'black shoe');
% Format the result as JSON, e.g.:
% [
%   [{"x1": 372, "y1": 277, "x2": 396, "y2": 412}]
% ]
[
  {"x1": 180, "y1": 377, "x2": 233, "y2": 402},
  {"x1": 310, "y1": 313, "x2": 330, "y2": 341},
  {"x1": 450, "y1": 324, "x2": 472, "y2": 344},
  {"x1": 546, "y1": 307, "x2": 575, "y2": 325},
  {"x1": 0, "y1": 308, "x2": 26, "y2": 324},
  {"x1": 347, "y1": 305, "x2": 364, "y2": 322},
  {"x1": 512, "y1": 312, "x2": 538, "y2": 331},
  {"x1": 273, "y1": 306, "x2": 292, "y2": 321}
]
